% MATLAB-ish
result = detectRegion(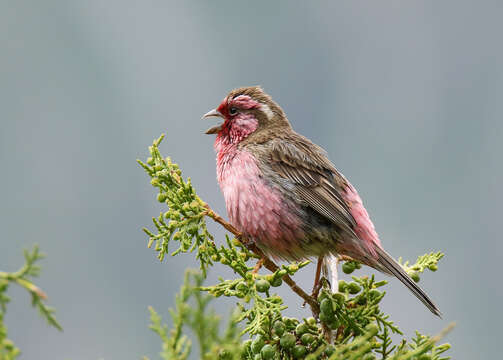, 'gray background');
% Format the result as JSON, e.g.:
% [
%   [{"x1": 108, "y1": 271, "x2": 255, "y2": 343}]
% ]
[{"x1": 1, "y1": 1, "x2": 501, "y2": 359}]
